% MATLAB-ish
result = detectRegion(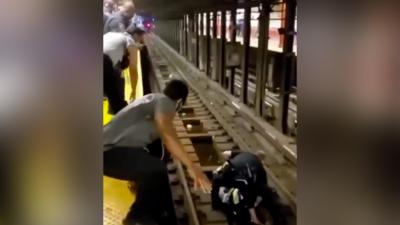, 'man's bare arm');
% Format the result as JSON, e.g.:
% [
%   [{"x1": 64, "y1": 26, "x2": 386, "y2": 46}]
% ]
[
  {"x1": 127, "y1": 45, "x2": 139, "y2": 100},
  {"x1": 155, "y1": 112, "x2": 195, "y2": 168},
  {"x1": 155, "y1": 112, "x2": 211, "y2": 192}
]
